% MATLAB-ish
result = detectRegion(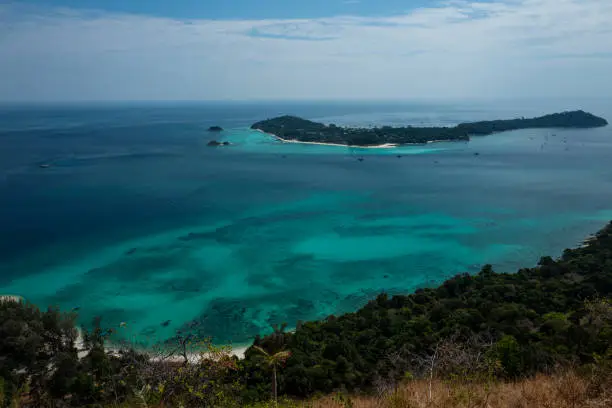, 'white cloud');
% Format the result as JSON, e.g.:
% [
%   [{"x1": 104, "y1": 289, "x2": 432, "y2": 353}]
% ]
[{"x1": 0, "y1": 0, "x2": 611, "y2": 101}]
